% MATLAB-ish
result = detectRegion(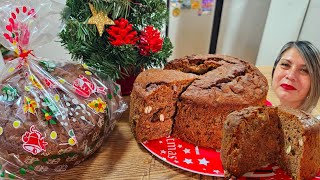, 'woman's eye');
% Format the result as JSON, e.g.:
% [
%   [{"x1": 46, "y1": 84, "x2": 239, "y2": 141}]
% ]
[
  {"x1": 301, "y1": 68, "x2": 309, "y2": 74},
  {"x1": 280, "y1": 63, "x2": 290, "y2": 68}
]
